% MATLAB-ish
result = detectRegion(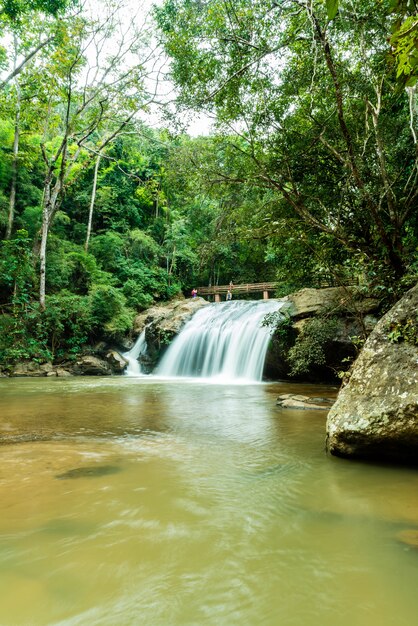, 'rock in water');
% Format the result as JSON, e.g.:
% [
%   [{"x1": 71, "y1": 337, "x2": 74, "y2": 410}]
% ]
[
  {"x1": 56, "y1": 465, "x2": 122, "y2": 479},
  {"x1": 277, "y1": 394, "x2": 334, "y2": 410},
  {"x1": 397, "y1": 529, "x2": 418, "y2": 549},
  {"x1": 326, "y1": 283, "x2": 418, "y2": 463},
  {"x1": 73, "y1": 355, "x2": 112, "y2": 376}
]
